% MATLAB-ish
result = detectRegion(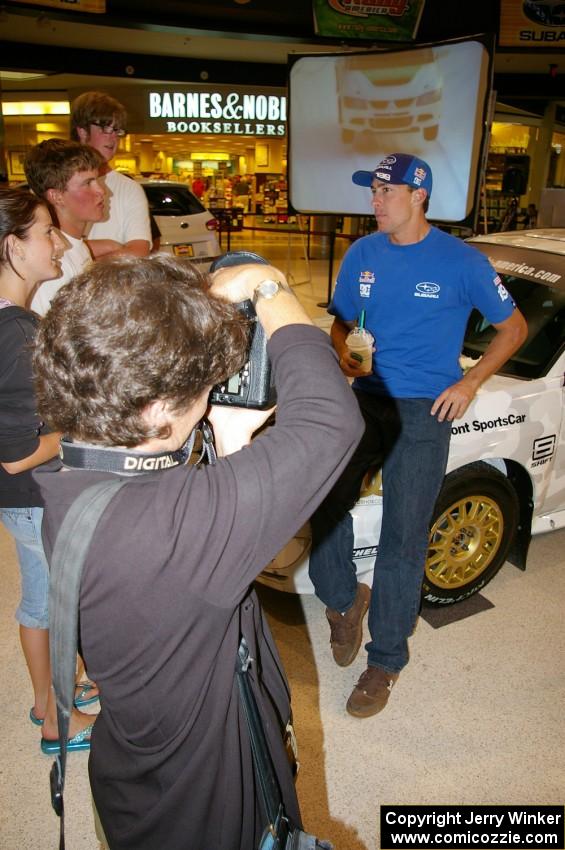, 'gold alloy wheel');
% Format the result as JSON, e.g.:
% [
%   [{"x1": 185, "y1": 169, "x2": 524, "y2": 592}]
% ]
[{"x1": 426, "y1": 495, "x2": 504, "y2": 590}]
